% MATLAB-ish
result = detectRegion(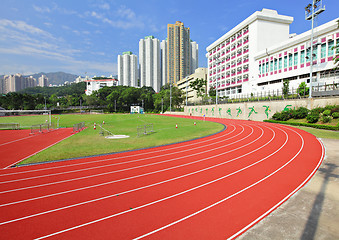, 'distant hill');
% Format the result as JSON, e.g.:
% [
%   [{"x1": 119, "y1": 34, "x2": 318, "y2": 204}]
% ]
[
  {"x1": 0, "y1": 72, "x2": 79, "y2": 86},
  {"x1": 29, "y1": 72, "x2": 78, "y2": 85}
]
